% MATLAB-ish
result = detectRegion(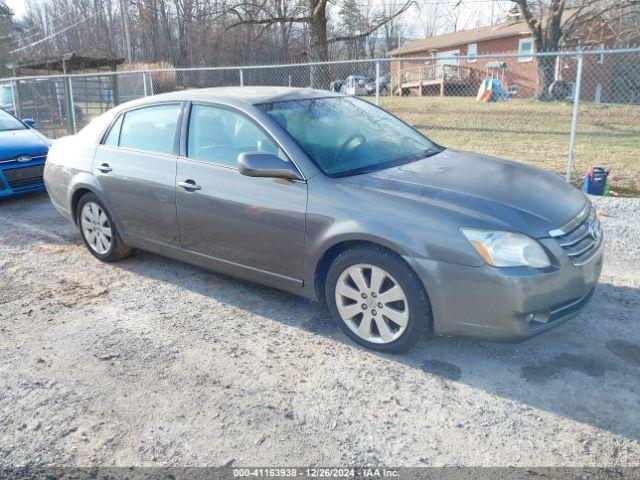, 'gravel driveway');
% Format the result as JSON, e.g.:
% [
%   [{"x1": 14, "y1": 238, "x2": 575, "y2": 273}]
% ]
[{"x1": 1, "y1": 192, "x2": 639, "y2": 467}]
